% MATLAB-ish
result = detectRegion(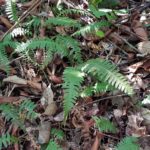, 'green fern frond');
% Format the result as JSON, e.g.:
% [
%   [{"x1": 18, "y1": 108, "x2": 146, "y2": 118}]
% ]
[
  {"x1": 63, "y1": 67, "x2": 85, "y2": 119},
  {"x1": 19, "y1": 100, "x2": 38, "y2": 120},
  {"x1": 0, "y1": 43, "x2": 10, "y2": 74},
  {"x1": 81, "y1": 82, "x2": 114, "y2": 97},
  {"x1": 89, "y1": 5, "x2": 107, "y2": 18},
  {"x1": 0, "y1": 133, "x2": 18, "y2": 150},
  {"x1": 46, "y1": 140, "x2": 62, "y2": 150},
  {"x1": 5, "y1": 0, "x2": 18, "y2": 22},
  {"x1": 59, "y1": 8, "x2": 88, "y2": 16},
  {"x1": 55, "y1": 35, "x2": 83, "y2": 64},
  {"x1": 73, "y1": 21, "x2": 110, "y2": 36},
  {"x1": 80, "y1": 58, "x2": 134, "y2": 95},
  {"x1": 93, "y1": 116, "x2": 117, "y2": 133},
  {"x1": 45, "y1": 17, "x2": 80, "y2": 27},
  {"x1": 11, "y1": 27, "x2": 27, "y2": 37},
  {"x1": 0, "y1": 104, "x2": 25, "y2": 129},
  {"x1": 51, "y1": 128, "x2": 64, "y2": 140},
  {"x1": 116, "y1": 137, "x2": 139, "y2": 150}
]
